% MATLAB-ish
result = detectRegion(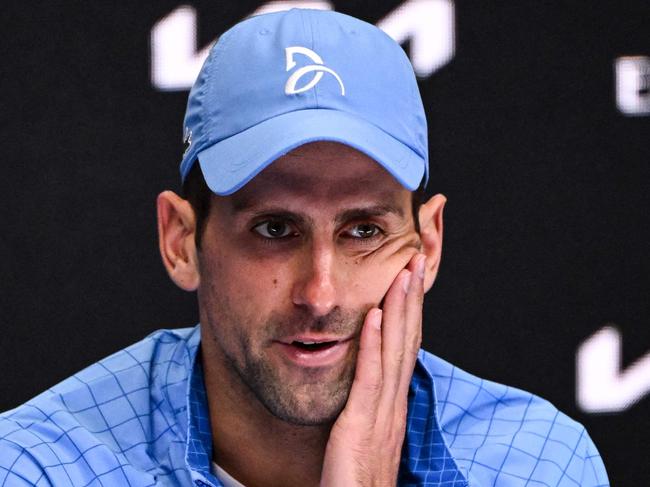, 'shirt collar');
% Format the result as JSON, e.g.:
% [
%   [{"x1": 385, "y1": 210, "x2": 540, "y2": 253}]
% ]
[
  {"x1": 398, "y1": 351, "x2": 468, "y2": 485},
  {"x1": 183, "y1": 326, "x2": 222, "y2": 486}
]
